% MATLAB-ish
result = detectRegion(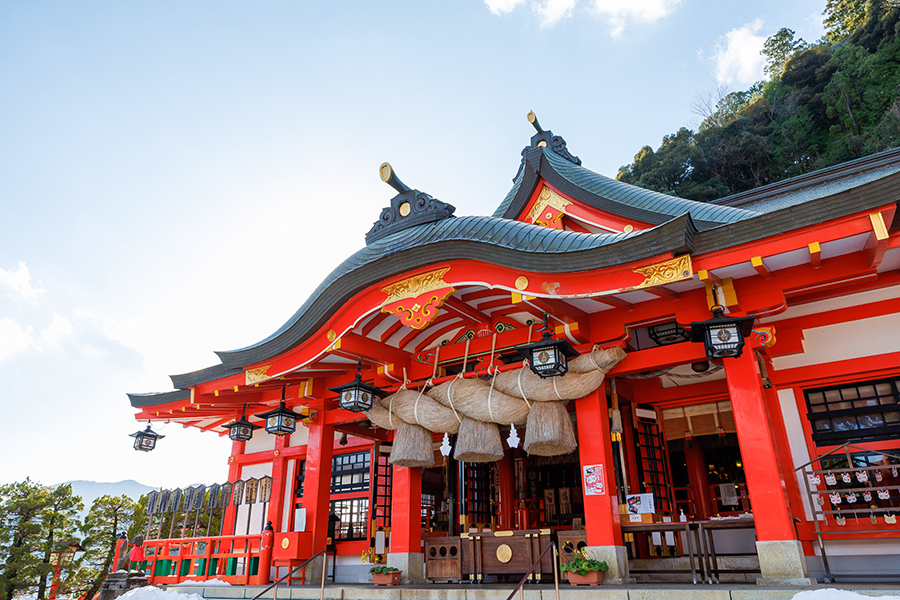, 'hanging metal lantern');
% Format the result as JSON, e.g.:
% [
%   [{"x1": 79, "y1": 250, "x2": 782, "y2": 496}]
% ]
[
  {"x1": 690, "y1": 306, "x2": 755, "y2": 360},
  {"x1": 327, "y1": 359, "x2": 385, "y2": 413},
  {"x1": 226, "y1": 407, "x2": 261, "y2": 442},
  {"x1": 516, "y1": 314, "x2": 579, "y2": 378},
  {"x1": 130, "y1": 423, "x2": 164, "y2": 452},
  {"x1": 255, "y1": 386, "x2": 304, "y2": 436},
  {"x1": 647, "y1": 322, "x2": 690, "y2": 346}
]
